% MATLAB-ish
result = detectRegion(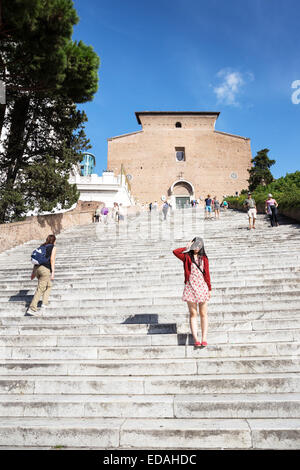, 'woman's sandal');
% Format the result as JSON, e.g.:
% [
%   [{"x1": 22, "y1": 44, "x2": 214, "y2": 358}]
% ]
[
  {"x1": 194, "y1": 341, "x2": 201, "y2": 347},
  {"x1": 201, "y1": 342, "x2": 208, "y2": 347}
]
